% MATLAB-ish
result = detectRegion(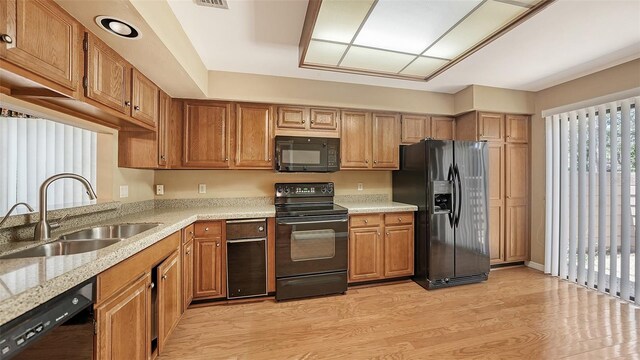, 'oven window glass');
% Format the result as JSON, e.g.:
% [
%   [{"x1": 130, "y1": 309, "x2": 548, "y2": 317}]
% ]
[
  {"x1": 282, "y1": 149, "x2": 321, "y2": 165},
  {"x1": 290, "y1": 229, "x2": 335, "y2": 261}
]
